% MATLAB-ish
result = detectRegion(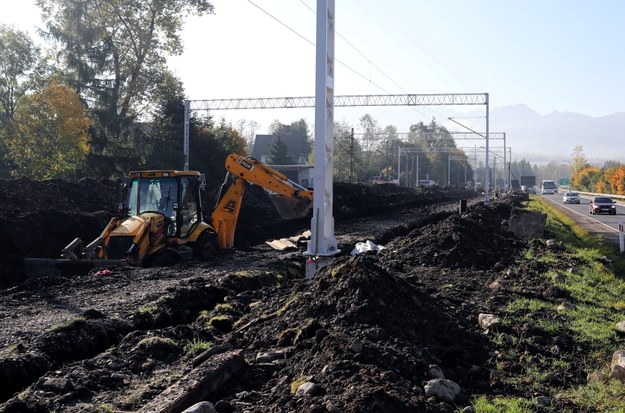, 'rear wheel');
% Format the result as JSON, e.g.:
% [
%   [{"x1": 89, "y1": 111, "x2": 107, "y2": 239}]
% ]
[
  {"x1": 146, "y1": 248, "x2": 181, "y2": 267},
  {"x1": 193, "y1": 231, "x2": 218, "y2": 260}
]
